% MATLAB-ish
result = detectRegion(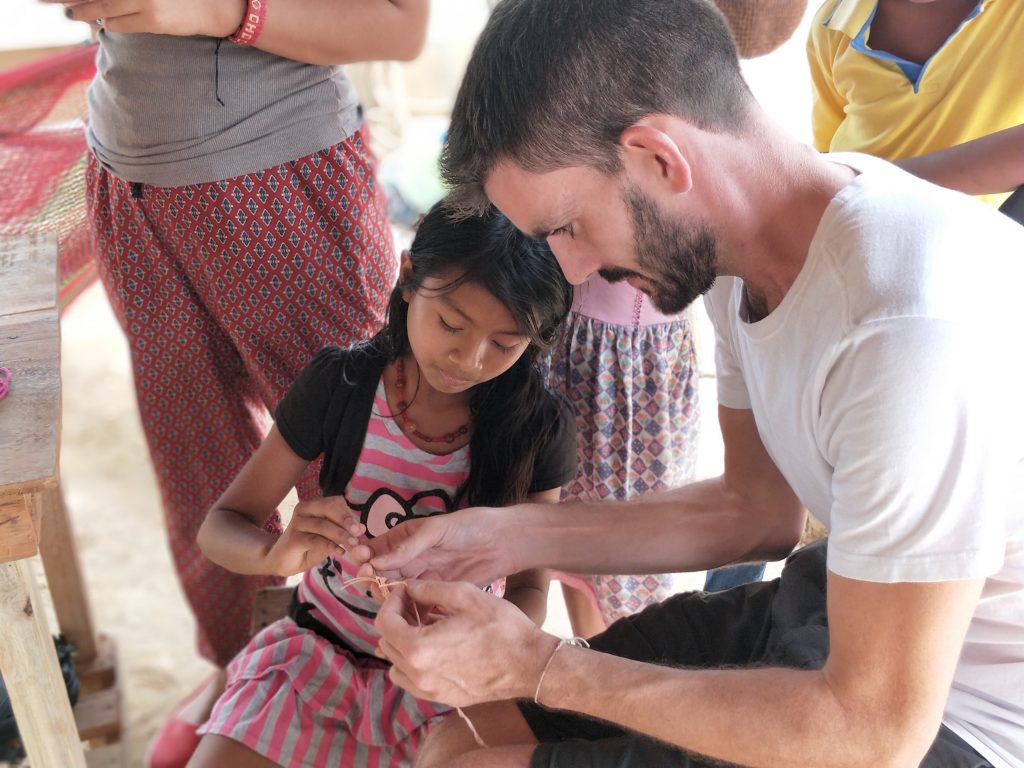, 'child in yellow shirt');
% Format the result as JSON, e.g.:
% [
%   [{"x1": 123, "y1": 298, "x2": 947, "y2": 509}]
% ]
[{"x1": 808, "y1": 0, "x2": 1024, "y2": 207}]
